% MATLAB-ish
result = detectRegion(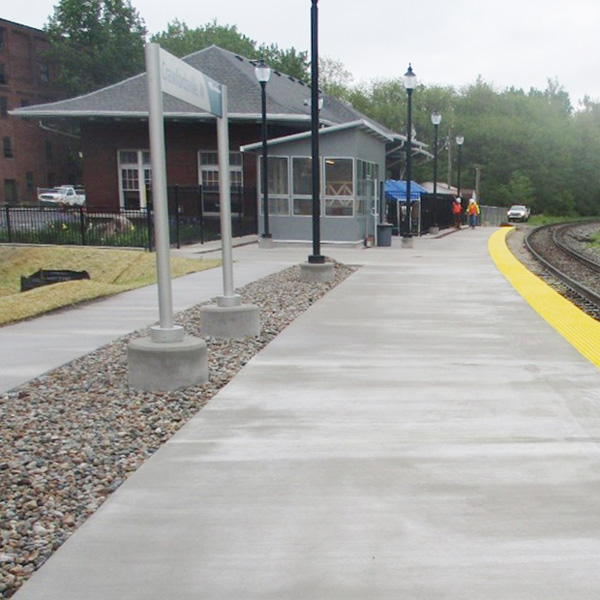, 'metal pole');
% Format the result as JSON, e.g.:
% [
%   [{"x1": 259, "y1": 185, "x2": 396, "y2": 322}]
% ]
[
  {"x1": 79, "y1": 206, "x2": 86, "y2": 245},
  {"x1": 474, "y1": 164, "x2": 482, "y2": 201},
  {"x1": 309, "y1": 0, "x2": 324, "y2": 264},
  {"x1": 174, "y1": 185, "x2": 181, "y2": 249},
  {"x1": 260, "y1": 80, "x2": 271, "y2": 239},
  {"x1": 433, "y1": 123, "x2": 439, "y2": 227},
  {"x1": 404, "y1": 87, "x2": 413, "y2": 238},
  {"x1": 145, "y1": 42, "x2": 178, "y2": 339},
  {"x1": 5, "y1": 205, "x2": 12, "y2": 244},
  {"x1": 447, "y1": 127, "x2": 452, "y2": 189},
  {"x1": 457, "y1": 143, "x2": 463, "y2": 199},
  {"x1": 216, "y1": 86, "x2": 239, "y2": 305}
]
